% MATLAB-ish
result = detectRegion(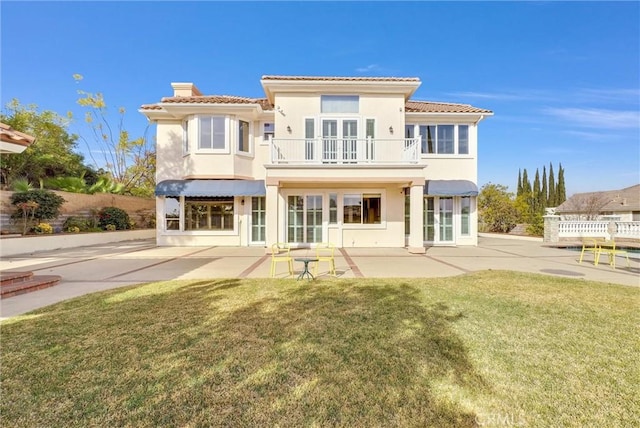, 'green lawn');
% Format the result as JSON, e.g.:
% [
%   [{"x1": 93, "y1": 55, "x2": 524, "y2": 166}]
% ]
[{"x1": 2, "y1": 271, "x2": 638, "y2": 427}]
